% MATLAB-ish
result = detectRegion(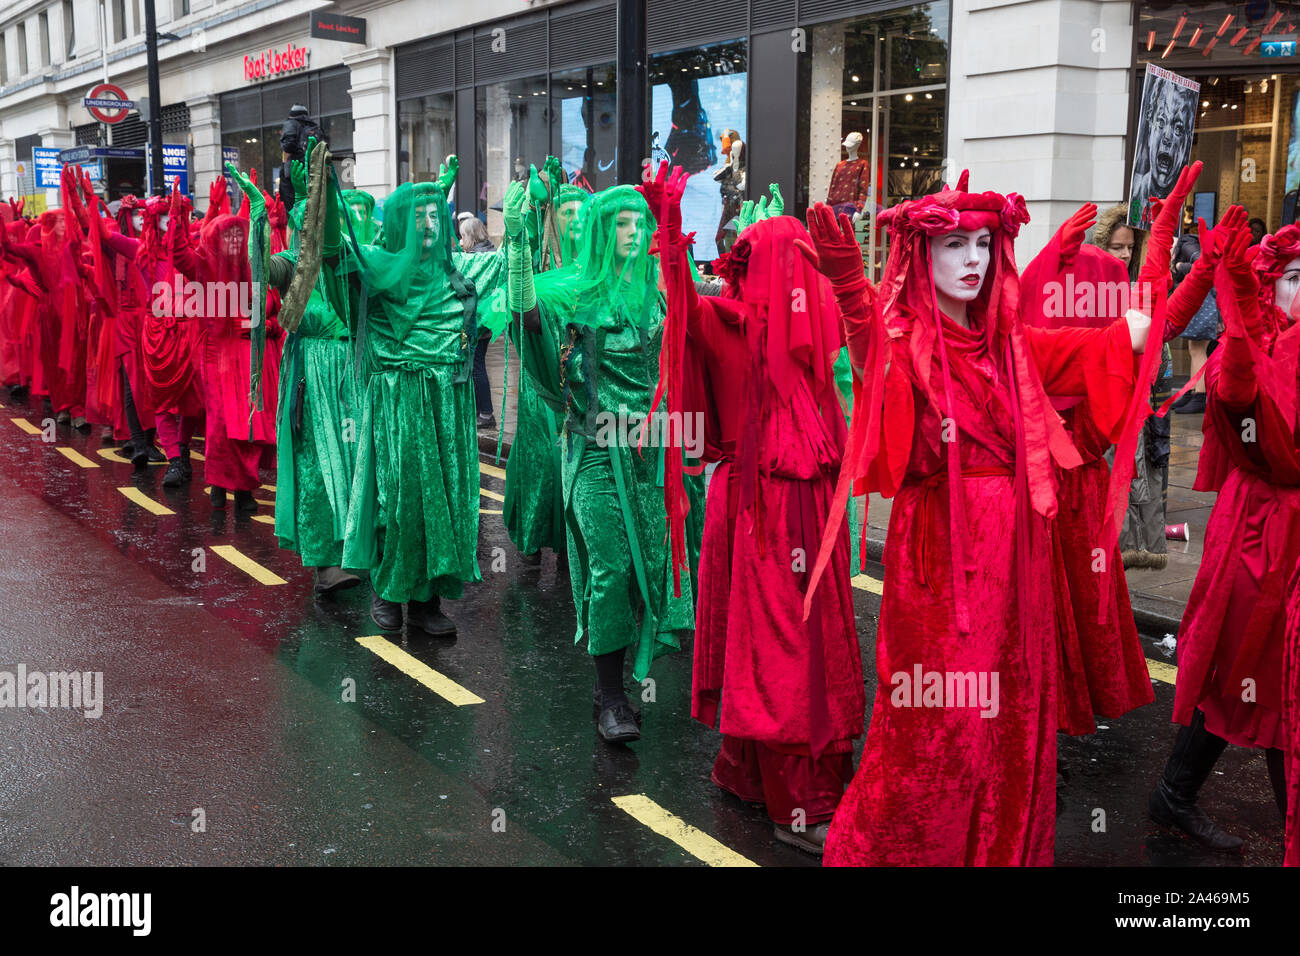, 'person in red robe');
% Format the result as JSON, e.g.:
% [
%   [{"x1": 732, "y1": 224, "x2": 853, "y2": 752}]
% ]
[
  {"x1": 1152, "y1": 218, "x2": 1300, "y2": 855},
  {"x1": 168, "y1": 184, "x2": 280, "y2": 512},
  {"x1": 801, "y1": 167, "x2": 1183, "y2": 866},
  {"x1": 1019, "y1": 203, "x2": 1246, "y2": 735},
  {"x1": 642, "y1": 164, "x2": 864, "y2": 855},
  {"x1": 1285, "y1": 559, "x2": 1300, "y2": 866},
  {"x1": 0, "y1": 206, "x2": 90, "y2": 425},
  {"x1": 1, "y1": 204, "x2": 39, "y2": 400}
]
